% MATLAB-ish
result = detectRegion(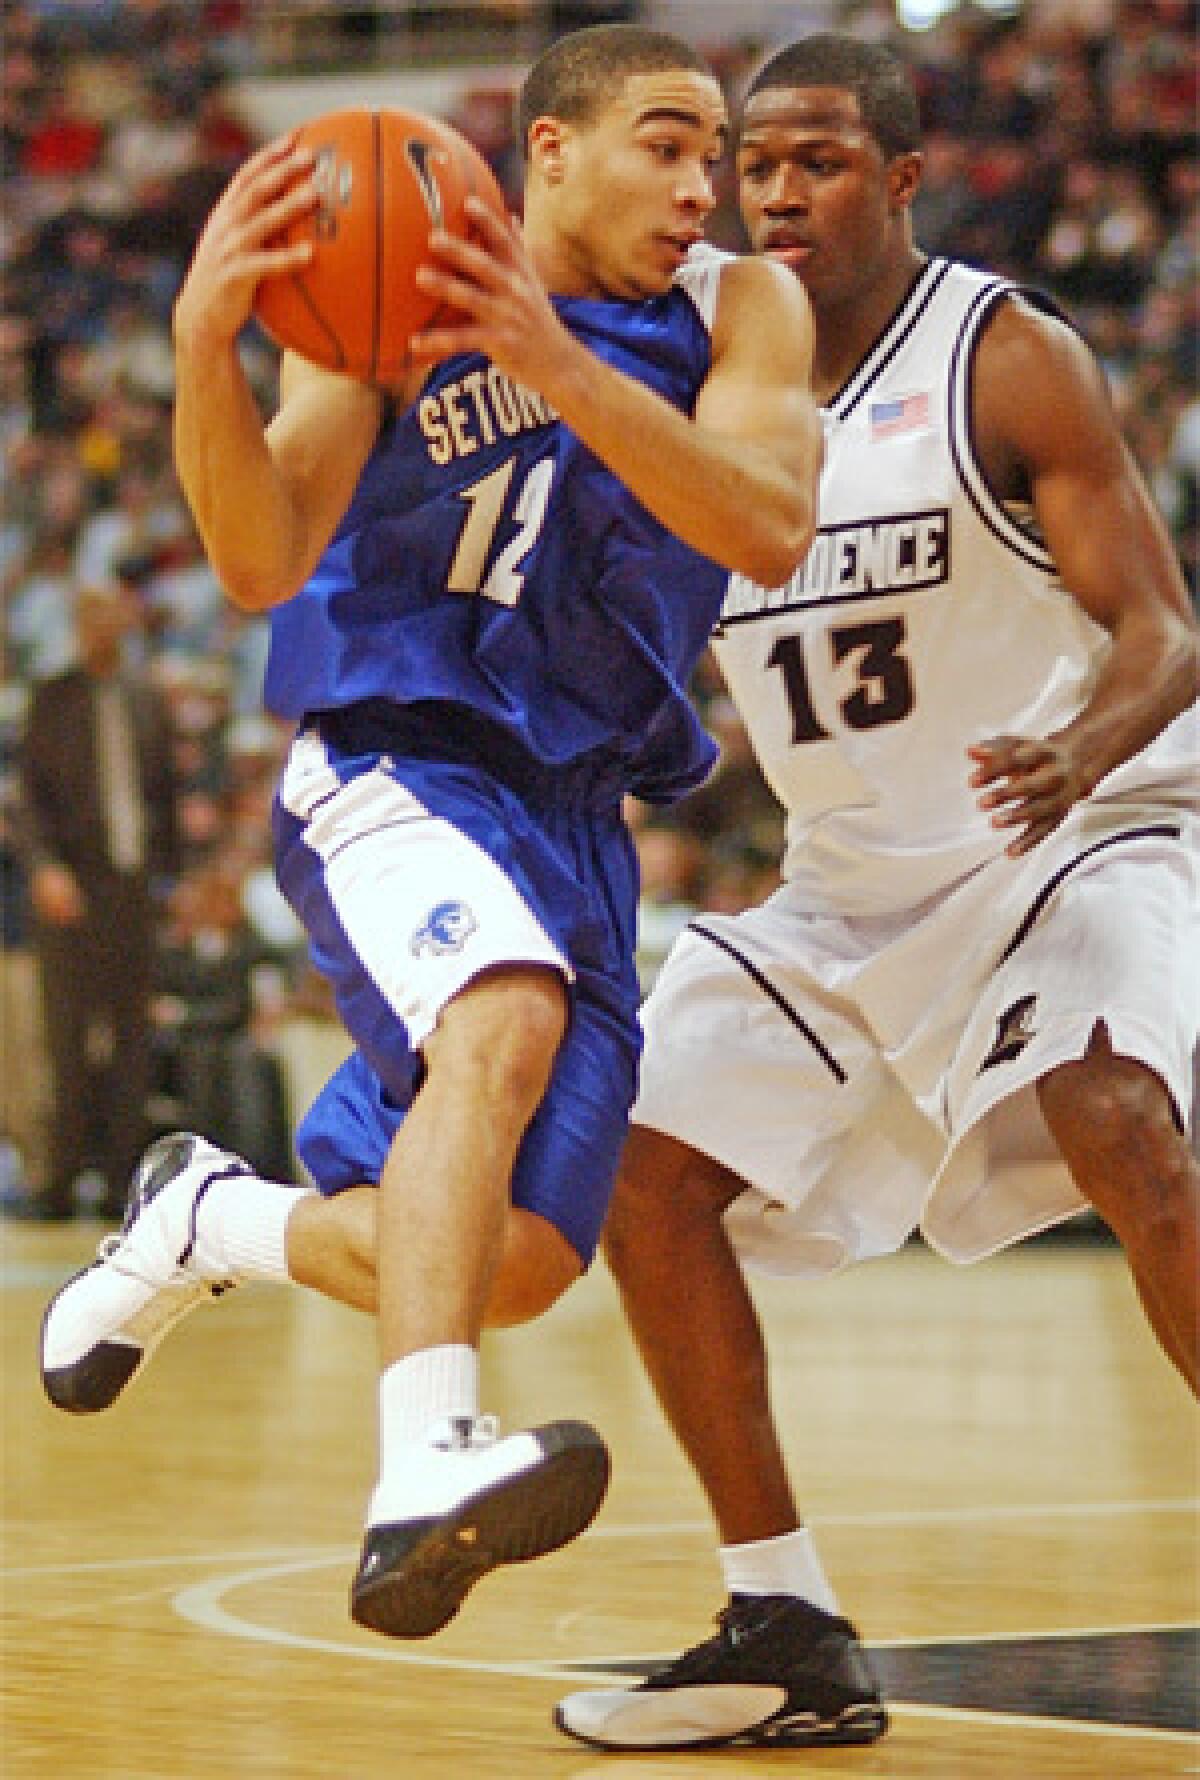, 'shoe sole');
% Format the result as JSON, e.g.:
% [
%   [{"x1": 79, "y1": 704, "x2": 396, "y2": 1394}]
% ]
[
  {"x1": 552, "y1": 1698, "x2": 889, "y2": 1752},
  {"x1": 40, "y1": 1261, "x2": 144, "y2": 1413},
  {"x1": 351, "y1": 1420, "x2": 610, "y2": 1639}
]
